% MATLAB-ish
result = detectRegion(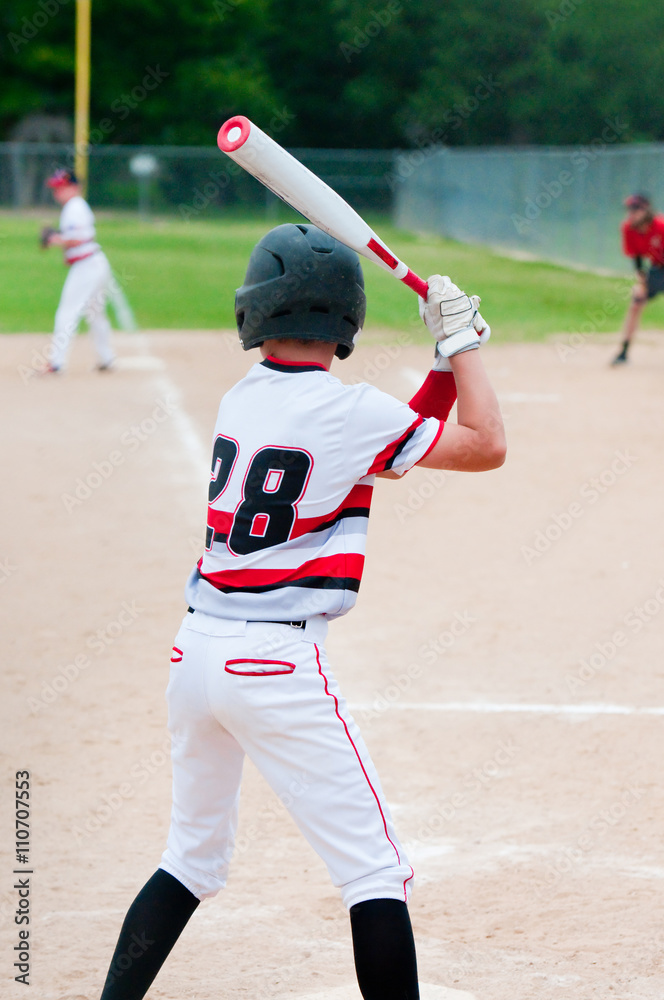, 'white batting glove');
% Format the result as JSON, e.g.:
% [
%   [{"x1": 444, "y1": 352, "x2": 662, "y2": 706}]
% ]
[{"x1": 419, "y1": 275, "x2": 491, "y2": 364}]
